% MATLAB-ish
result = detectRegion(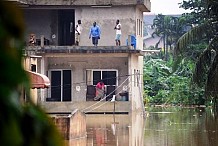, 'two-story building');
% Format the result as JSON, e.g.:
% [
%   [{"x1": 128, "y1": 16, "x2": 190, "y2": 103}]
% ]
[{"x1": 16, "y1": 0, "x2": 151, "y2": 114}]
